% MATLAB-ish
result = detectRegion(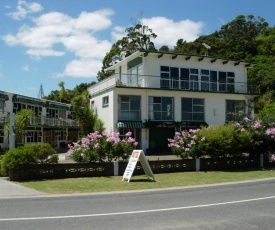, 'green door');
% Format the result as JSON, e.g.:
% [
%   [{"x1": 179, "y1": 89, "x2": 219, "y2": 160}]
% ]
[{"x1": 149, "y1": 128, "x2": 175, "y2": 154}]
